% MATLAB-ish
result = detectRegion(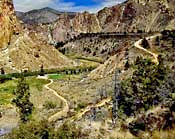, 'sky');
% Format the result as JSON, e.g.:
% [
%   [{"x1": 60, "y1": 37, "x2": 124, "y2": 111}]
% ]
[{"x1": 14, "y1": 0, "x2": 125, "y2": 13}]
